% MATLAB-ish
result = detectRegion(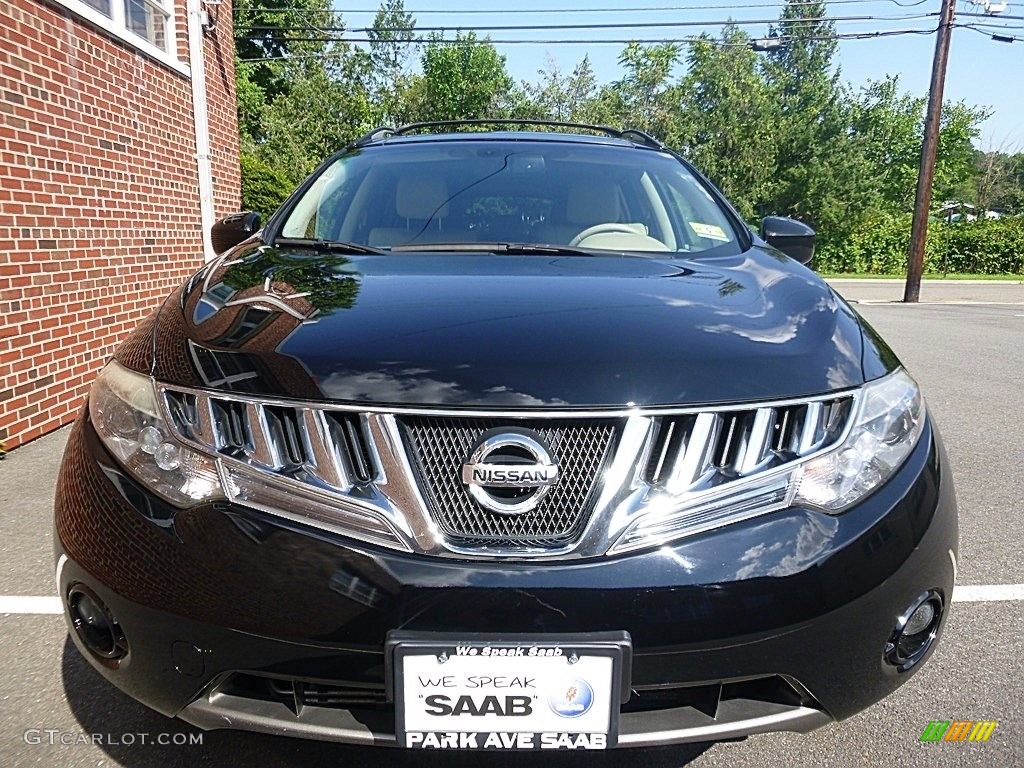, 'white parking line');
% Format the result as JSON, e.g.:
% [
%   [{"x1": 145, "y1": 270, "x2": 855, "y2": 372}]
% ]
[
  {"x1": 951, "y1": 584, "x2": 1024, "y2": 603},
  {"x1": 853, "y1": 301, "x2": 1024, "y2": 306},
  {"x1": 1, "y1": 585, "x2": 1023, "y2": 615},
  {"x1": 0, "y1": 596, "x2": 62, "y2": 614}
]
